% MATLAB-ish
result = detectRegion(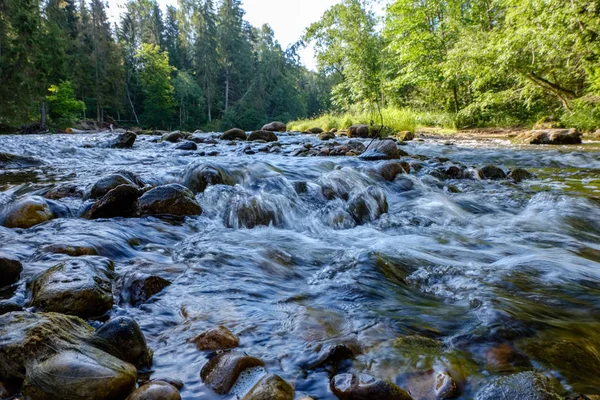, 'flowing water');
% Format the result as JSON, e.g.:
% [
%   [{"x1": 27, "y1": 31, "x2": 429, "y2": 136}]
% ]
[{"x1": 1, "y1": 132, "x2": 600, "y2": 399}]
